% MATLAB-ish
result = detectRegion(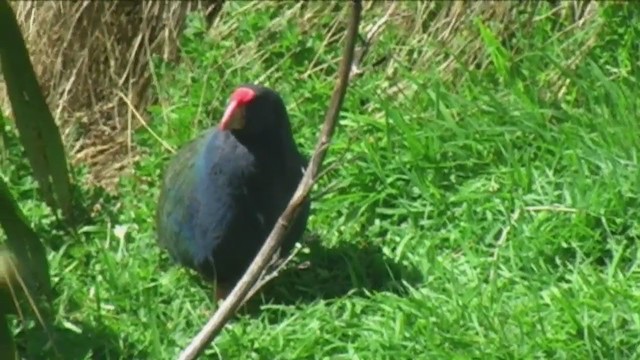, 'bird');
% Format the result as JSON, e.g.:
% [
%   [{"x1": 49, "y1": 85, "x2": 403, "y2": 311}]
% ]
[{"x1": 155, "y1": 84, "x2": 311, "y2": 301}]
